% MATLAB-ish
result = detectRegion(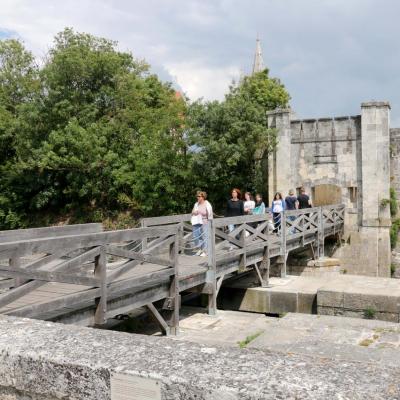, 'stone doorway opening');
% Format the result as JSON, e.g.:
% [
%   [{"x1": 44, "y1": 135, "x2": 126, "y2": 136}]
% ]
[{"x1": 311, "y1": 184, "x2": 342, "y2": 206}]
